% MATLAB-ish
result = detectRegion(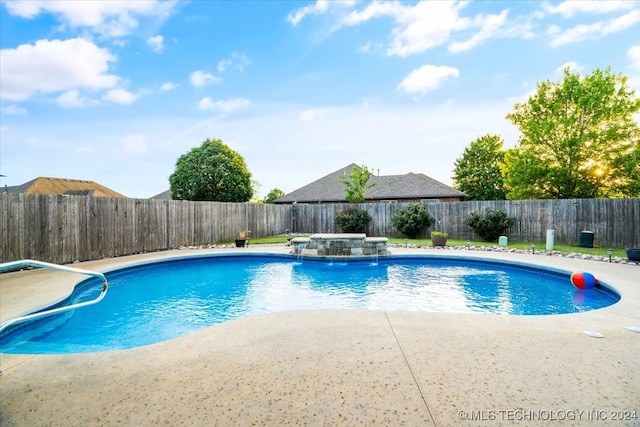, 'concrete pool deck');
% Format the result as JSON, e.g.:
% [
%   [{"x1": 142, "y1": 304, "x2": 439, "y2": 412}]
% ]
[{"x1": 1, "y1": 246, "x2": 639, "y2": 426}]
